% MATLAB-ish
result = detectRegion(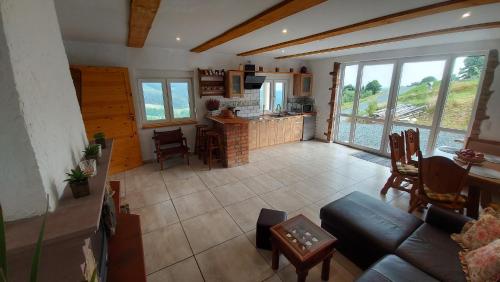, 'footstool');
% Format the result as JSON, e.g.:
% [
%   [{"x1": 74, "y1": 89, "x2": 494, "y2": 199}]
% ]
[{"x1": 256, "y1": 208, "x2": 287, "y2": 250}]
